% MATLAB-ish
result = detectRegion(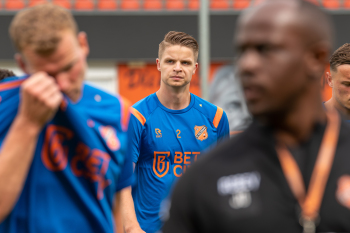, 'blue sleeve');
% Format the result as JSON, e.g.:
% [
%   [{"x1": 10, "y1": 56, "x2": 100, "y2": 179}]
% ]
[
  {"x1": 217, "y1": 111, "x2": 230, "y2": 141},
  {"x1": 128, "y1": 114, "x2": 143, "y2": 163},
  {"x1": 116, "y1": 146, "x2": 133, "y2": 191},
  {"x1": 116, "y1": 116, "x2": 134, "y2": 191}
]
